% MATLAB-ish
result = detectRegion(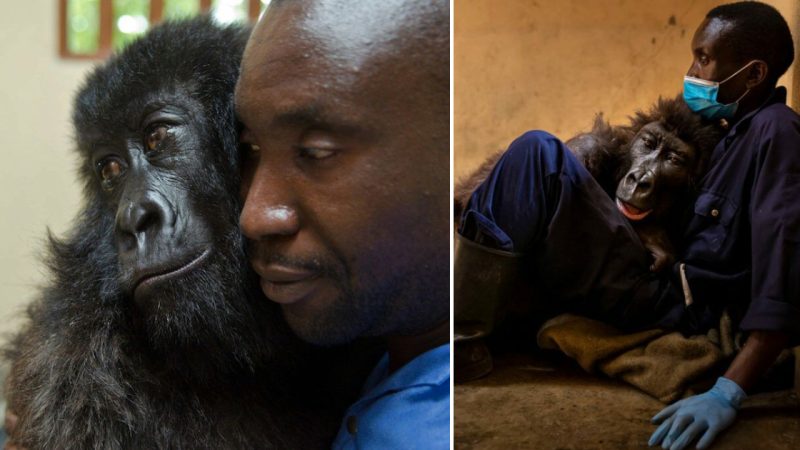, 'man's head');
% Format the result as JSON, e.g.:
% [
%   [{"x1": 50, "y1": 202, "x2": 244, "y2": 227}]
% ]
[
  {"x1": 235, "y1": 0, "x2": 449, "y2": 346},
  {"x1": 687, "y1": 2, "x2": 793, "y2": 108}
]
